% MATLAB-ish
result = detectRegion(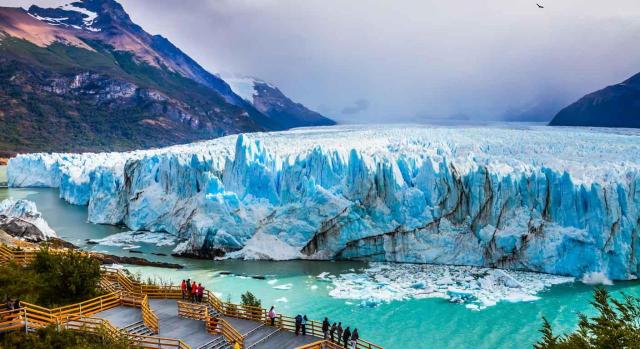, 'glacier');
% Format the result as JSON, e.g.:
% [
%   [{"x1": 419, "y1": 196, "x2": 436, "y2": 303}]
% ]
[{"x1": 7, "y1": 125, "x2": 640, "y2": 280}]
